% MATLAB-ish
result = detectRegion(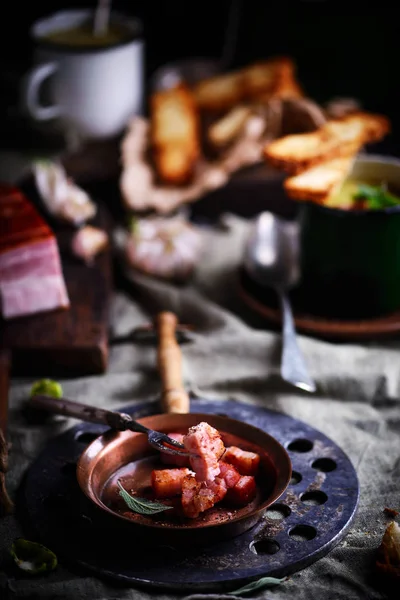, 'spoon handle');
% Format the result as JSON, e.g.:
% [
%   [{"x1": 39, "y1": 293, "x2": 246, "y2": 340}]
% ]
[
  {"x1": 279, "y1": 291, "x2": 316, "y2": 393},
  {"x1": 93, "y1": 0, "x2": 111, "y2": 36}
]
